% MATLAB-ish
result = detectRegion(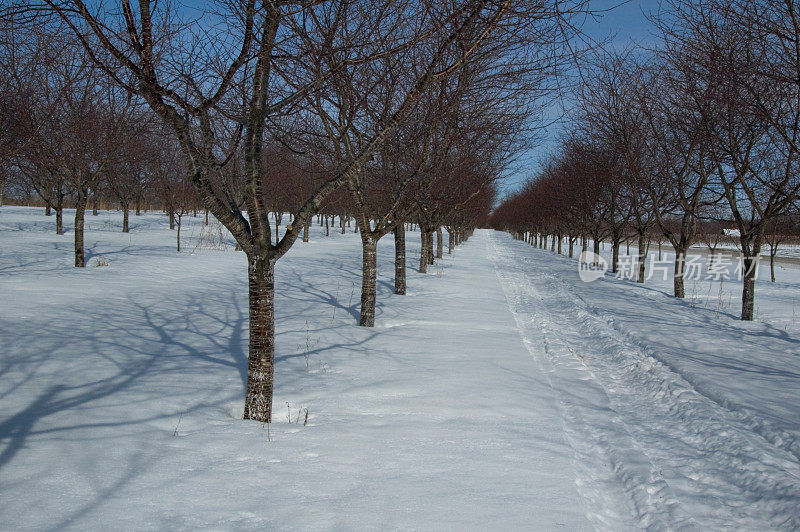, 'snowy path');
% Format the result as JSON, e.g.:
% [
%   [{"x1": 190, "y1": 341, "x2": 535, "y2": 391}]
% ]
[{"x1": 487, "y1": 230, "x2": 800, "y2": 530}]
